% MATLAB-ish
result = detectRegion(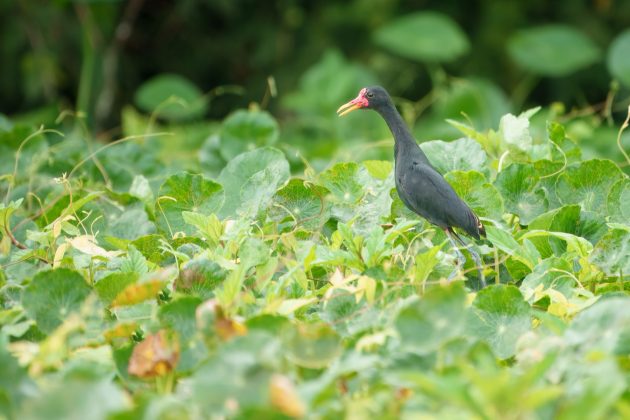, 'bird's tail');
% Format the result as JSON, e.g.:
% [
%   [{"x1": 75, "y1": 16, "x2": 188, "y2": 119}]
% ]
[
  {"x1": 477, "y1": 216, "x2": 486, "y2": 238},
  {"x1": 463, "y1": 207, "x2": 485, "y2": 240}
]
